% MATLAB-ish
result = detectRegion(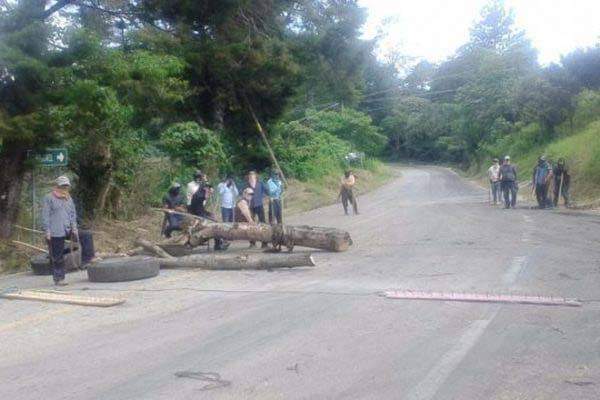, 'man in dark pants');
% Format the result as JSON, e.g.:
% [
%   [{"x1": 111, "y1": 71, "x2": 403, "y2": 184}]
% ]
[
  {"x1": 190, "y1": 178, "x2": 229, "y2": 251},
  {"x1": 499, "y1": 156, "x2": 518, "y2": 209},
  {"x1": 553, "y1": 158, "x2": 571, "y2": 207},
  {"x1": 532, "y1": 156, "x2": 553, "y2": 209},
  {"x1": 247, "y1": 170, "x2": 268, "y2": 248},
  {"x1": 41, "y1": 176, "x2": 78, "y2": 286},
  {"x1": 267, "y1": 171, "x2": 283, "y2": 224},
  {"x1": 162, "y1": 183, "x2": 186, "y2": 238}
]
